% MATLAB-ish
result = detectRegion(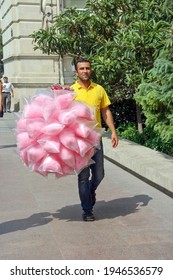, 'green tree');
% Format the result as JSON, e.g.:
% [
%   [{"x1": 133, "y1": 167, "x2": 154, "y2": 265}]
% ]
[
  {"x1": 31, "y1": 0, "x2": 173, "y2": 131},
  {"x1": 135, "y1": 53, "x2": 173, "y2": 142},
  {"x1": 134, "y1": 12, "x2": 173, "y2": 143}
]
